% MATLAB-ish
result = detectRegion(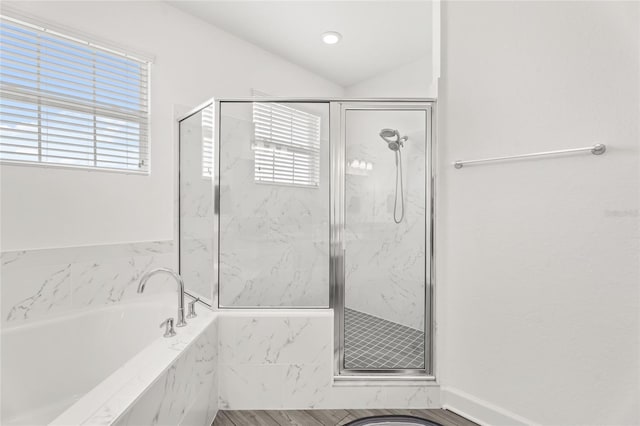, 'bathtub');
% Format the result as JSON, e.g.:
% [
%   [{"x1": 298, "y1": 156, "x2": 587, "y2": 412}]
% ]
[{"x1": 1, "y1": 295, "x2": 218, "y2": 425}]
